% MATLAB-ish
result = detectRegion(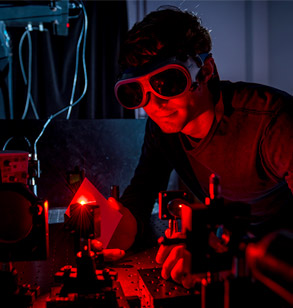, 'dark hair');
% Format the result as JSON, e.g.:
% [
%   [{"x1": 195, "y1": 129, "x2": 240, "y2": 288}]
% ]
[{"x1": 119, "y1": 6, "x2": 212, "y2": 69}]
